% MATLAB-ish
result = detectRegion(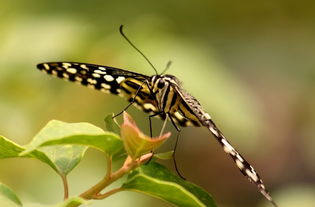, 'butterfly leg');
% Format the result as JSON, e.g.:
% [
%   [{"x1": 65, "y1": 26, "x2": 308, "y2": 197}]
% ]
[
  {"x1": 148, "y1": 111, "x2": 164, "y2": 137},
  {"x1": 145, "y1": 111, "x2": 165, "y2": 165},
  {"x1": 112, "y1": 82, "x2": 145, "y2": 119},
  {"x1": 168, "y1": 113, "x2": 185, "y2": 180},
  {"x1": 143, "y1": 79, "x2": 164, "y2": 137}
]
